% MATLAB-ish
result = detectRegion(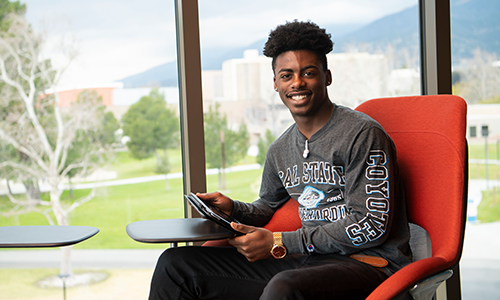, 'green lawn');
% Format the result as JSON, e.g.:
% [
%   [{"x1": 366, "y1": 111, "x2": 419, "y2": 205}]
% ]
[
  {"x1": 468, "y1": 143, "x2": 500, "y2": 181},
  {"x1": 107, "y1": 149, "x2": 258, "y2": 180},
  {"x1": 108, "y1": 149, "x2": 183, "y2": 180},
  {"x1": 468, "y1": 142, "x2": 500, "y2": 161},
  {"x1": 477, "y1": 189, "x2": 500, "y2": 223},
  {"x1": 469, "y1": 163, "x2": 500, "y2": 180}
]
